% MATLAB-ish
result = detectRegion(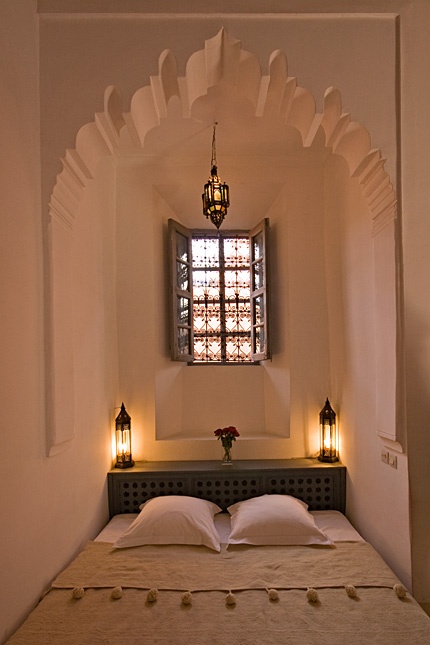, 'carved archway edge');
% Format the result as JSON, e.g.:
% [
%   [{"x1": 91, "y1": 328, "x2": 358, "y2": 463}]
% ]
[{"x1": 49, "y1": 28, "x2": 396, "y2": 235}]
